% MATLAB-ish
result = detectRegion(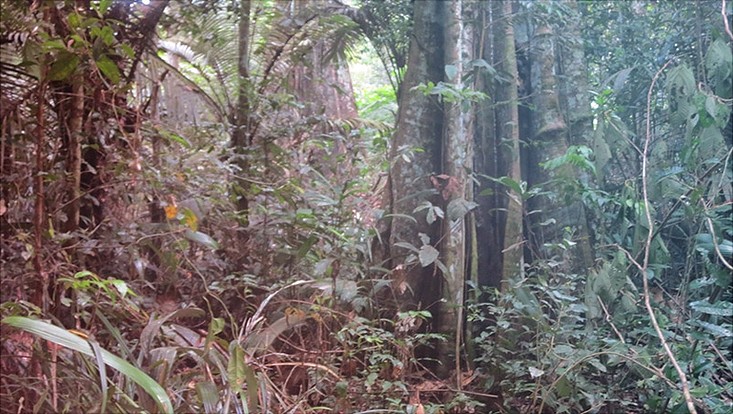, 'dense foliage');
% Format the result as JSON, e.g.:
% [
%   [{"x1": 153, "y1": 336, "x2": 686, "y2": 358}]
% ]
[{"x1": 1, "y1": 1, "x2": 731, "y2": 413}]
